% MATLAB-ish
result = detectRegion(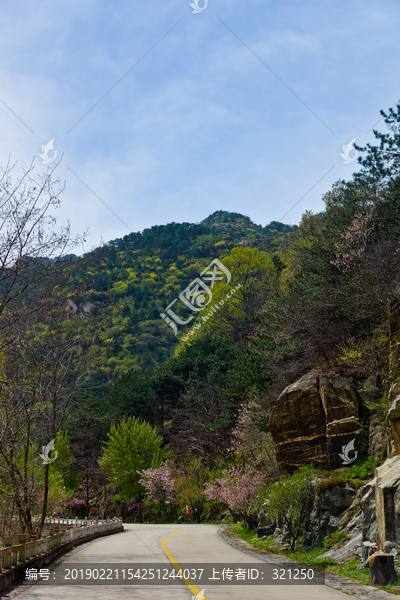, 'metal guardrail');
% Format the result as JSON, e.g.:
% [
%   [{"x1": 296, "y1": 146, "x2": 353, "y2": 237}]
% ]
[{"x1": 0, "y1": 519, "x2": 122, "y2": 572}]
